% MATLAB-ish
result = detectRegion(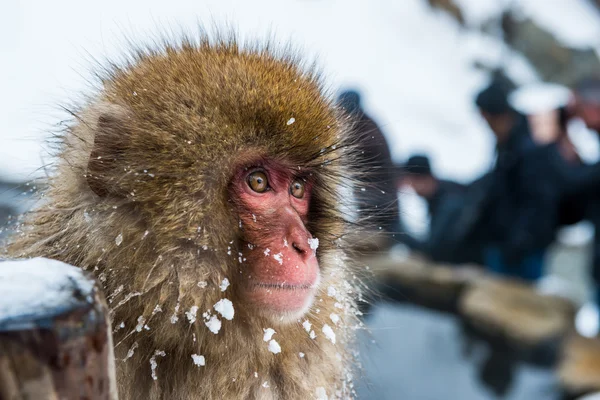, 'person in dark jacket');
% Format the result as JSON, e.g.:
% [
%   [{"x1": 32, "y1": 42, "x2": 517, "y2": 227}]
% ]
[
  {"x1": 337, "y1": 90, "x2": 403, "y2": 248},
  {"x1": 518, "y1": 80, "x2": 600, "y2": 328},
  {"x1": 570, "y1": 78, "x2": 600, "y2": 313},
  {"x1": 528, "y1": 106, "x2": 597, "y2": 223},
  {"x1": 400, "y1": 154, "x2": 485, "y2": 264},
  {"x1": 473, "y1": 79, "x2": 556, "y2": 281}
]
